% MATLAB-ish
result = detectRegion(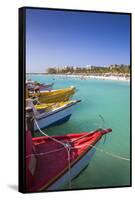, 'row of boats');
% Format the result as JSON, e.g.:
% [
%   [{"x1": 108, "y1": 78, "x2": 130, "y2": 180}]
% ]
[
  {"x1": 25, "y1": 80, "x2": 112, "y2": 192},
  {"x1": 26, "y1": 80, "x2": 79, "y2": 130}
]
